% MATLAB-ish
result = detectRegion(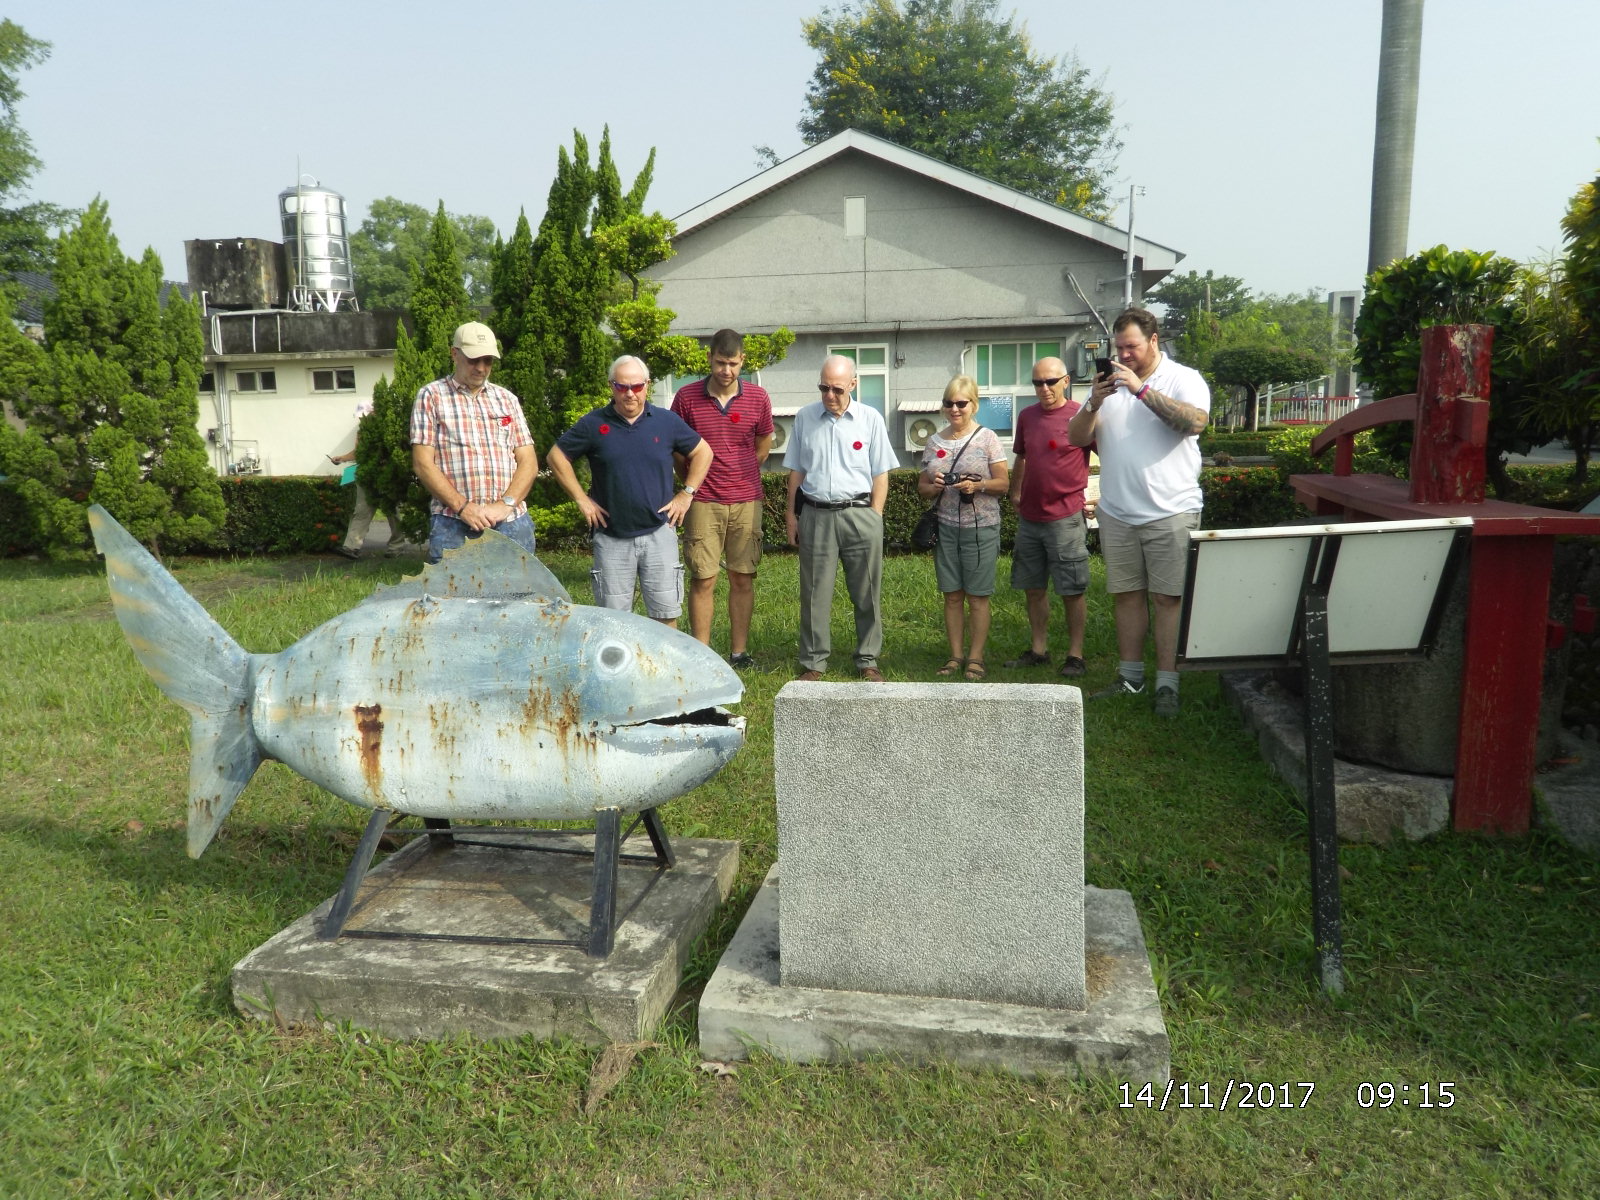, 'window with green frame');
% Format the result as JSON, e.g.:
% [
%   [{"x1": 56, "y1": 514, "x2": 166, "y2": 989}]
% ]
[
  {"x1": 829, "y1": 344, "x2": 887, "y2": 416},
  {"x1": 971, "y1": 341, "x2": 1063, "y2": 391}
]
